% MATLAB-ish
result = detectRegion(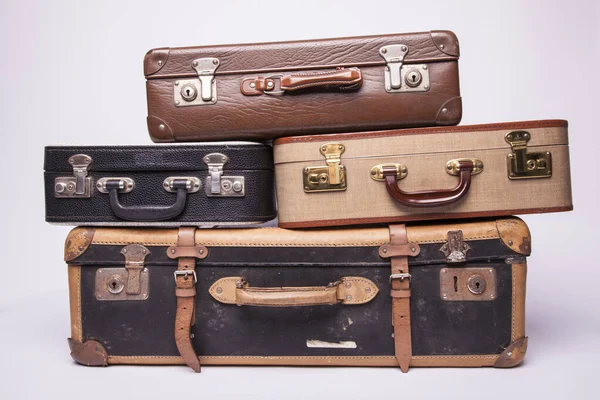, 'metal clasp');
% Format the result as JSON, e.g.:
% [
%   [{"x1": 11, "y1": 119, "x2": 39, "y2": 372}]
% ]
[
  {"x1": 389, "y1": 273, "x2": 411, "y2": 283},
  {"x1": 121, "y1": 244, "x2": 150, "y2": 296},
  {"x1": 303, "y1": 143, "x2": 347, "y2": 192},
  {"x1": 440, "y1": 230, "x2": 471, "y2": 263},
  {"x1": 174, "y1": 57, "x2": 219, "y2": 106},
  {"x1": 54, "y1": 154, "x2": 93, "y2": 198},
  {"x1": 379, "y1": 45, "x2": 430, "y2": 93},
  {"x1": 96, "y1": 177, "x2": 134, "y2": 193},
  {"x1": 174, "y1": 270, "x2": 198, "y2": 284},
  {"x1": 505, "y1": 131, "x2": 552, "y2": 179},
  {"x1": 203, "y1": 153, "x2": 245, "y2": 197},
  {"x1": 370, "y1": 163, "x2": 408, "y2": 181}
]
